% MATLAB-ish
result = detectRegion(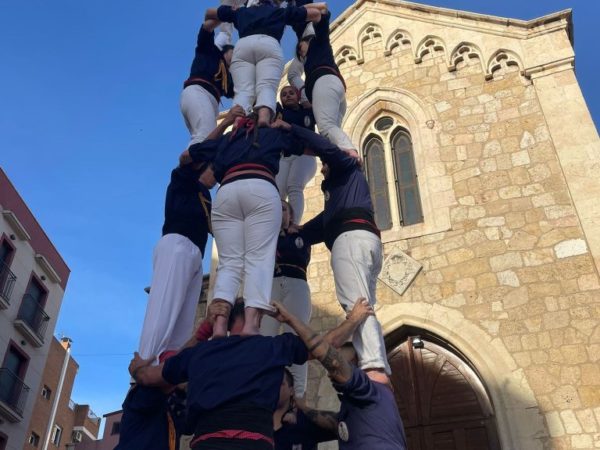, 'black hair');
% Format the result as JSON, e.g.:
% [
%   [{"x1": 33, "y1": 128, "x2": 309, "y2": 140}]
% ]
[{"x1": 227, "y1": 298, "x2": 245, "y2": 330}]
